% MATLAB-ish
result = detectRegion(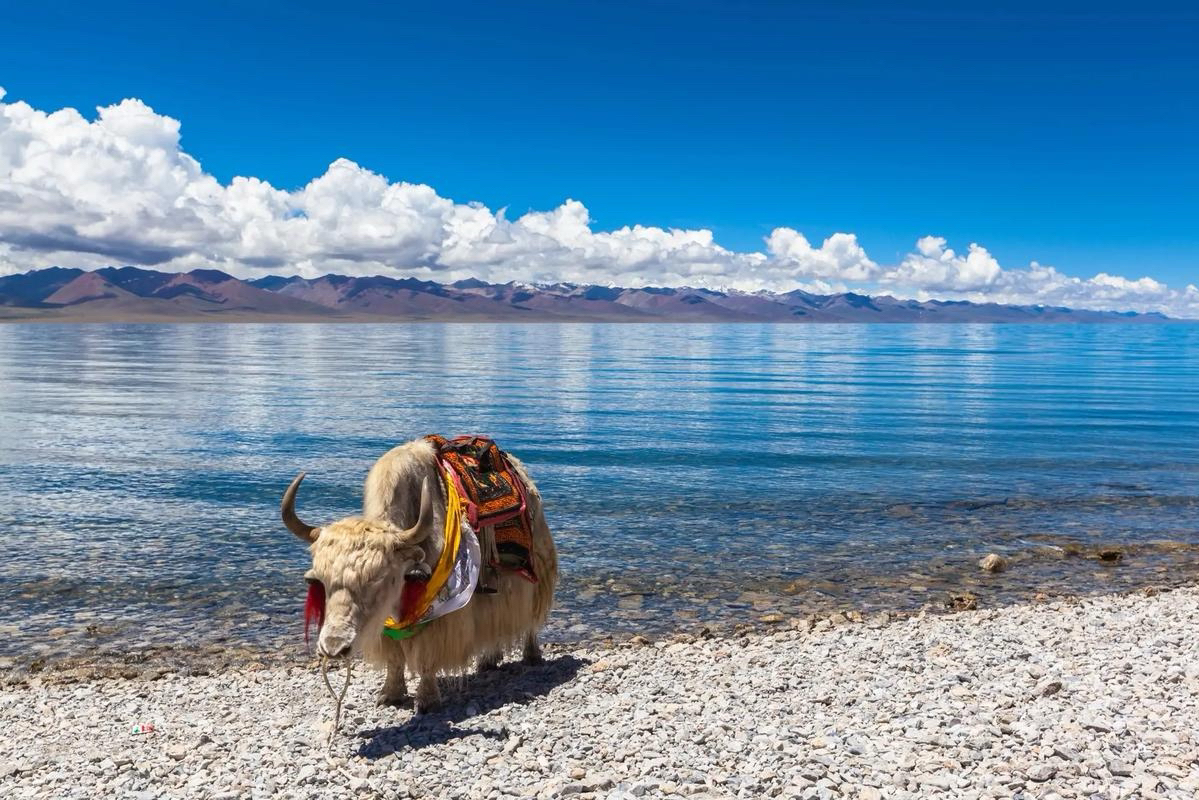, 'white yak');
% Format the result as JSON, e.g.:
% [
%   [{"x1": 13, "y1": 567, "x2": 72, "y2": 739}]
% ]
[{"x1": 280, "y1": 437, "x2": 558, "y2": 712}]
